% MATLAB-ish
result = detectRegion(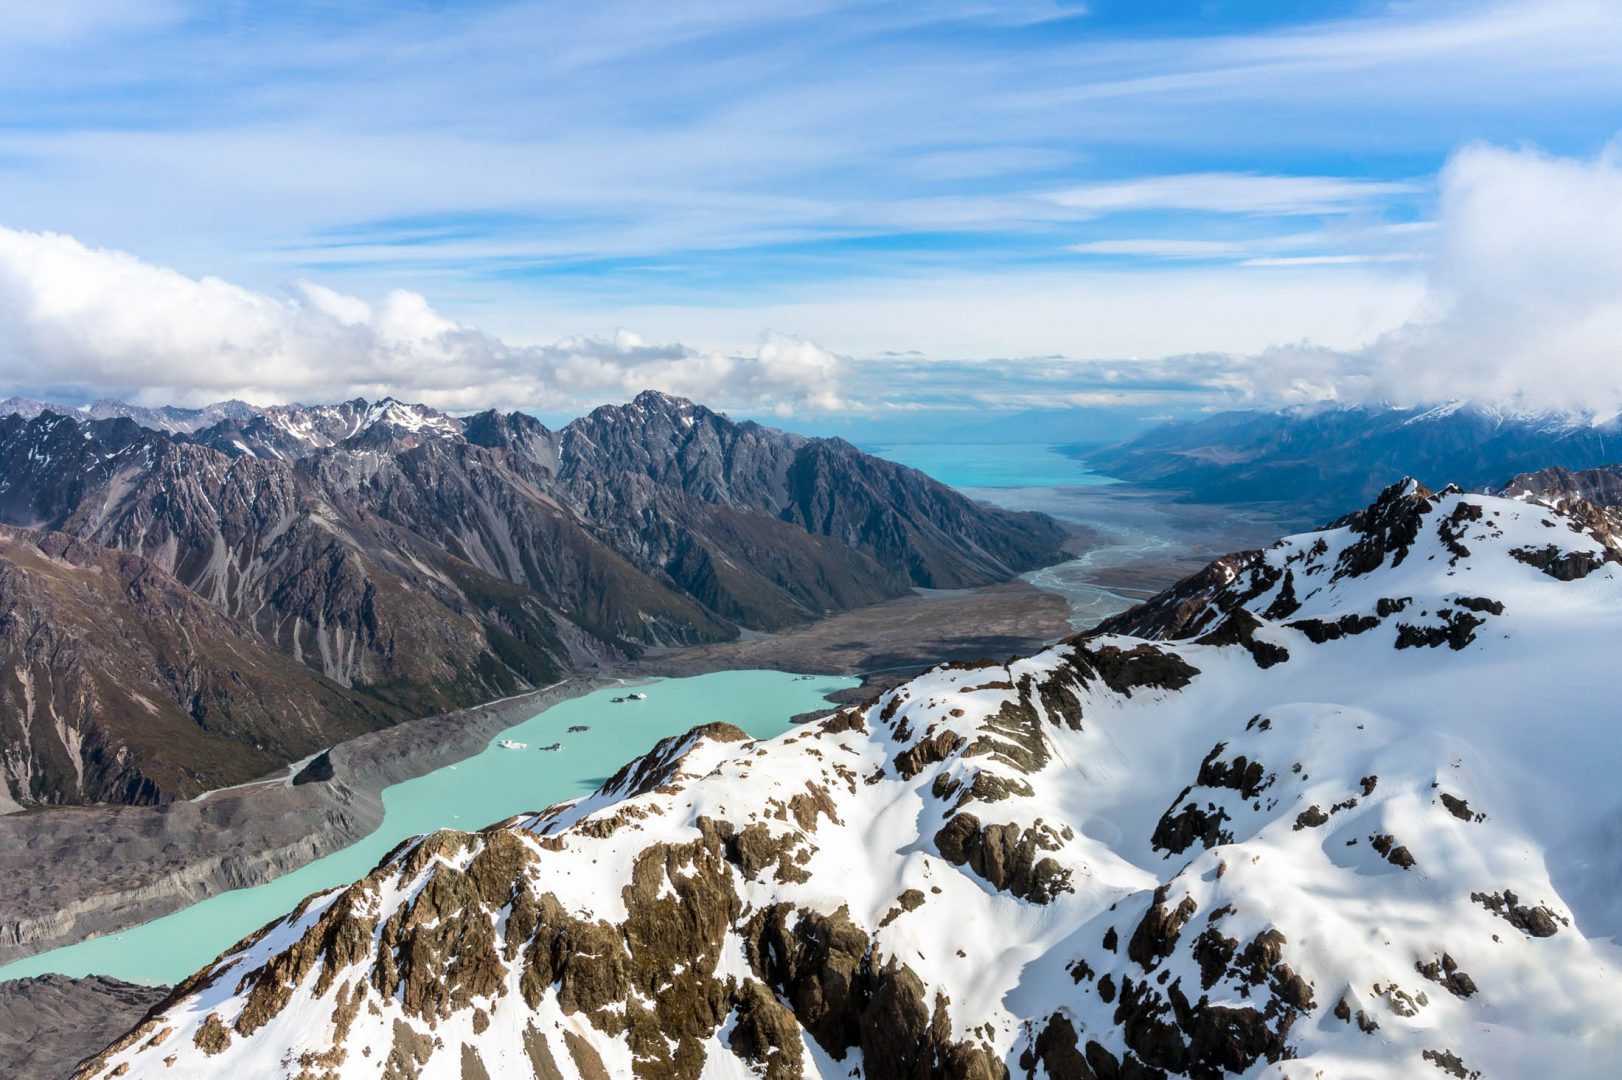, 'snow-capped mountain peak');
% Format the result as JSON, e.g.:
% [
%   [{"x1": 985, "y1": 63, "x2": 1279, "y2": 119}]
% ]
[
  {"x1": 76, "y1": 478, "x2": 1622, "y2": 1080},
  {"x1": 196, "y1": 397, "x2": 465, "y2": 459},
  {"x1": 356, "y1": 396, "x2": 462, "y2": 438}
]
